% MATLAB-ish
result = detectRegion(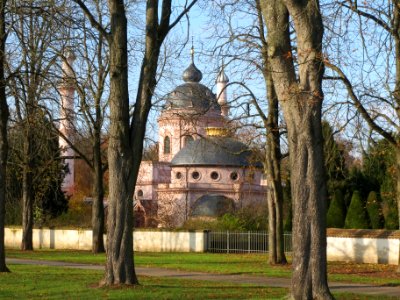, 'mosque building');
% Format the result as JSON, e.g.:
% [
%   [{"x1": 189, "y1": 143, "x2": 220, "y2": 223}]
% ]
[{"x1": 134, "y1": 50, "x2": 268, "y2": 227}]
